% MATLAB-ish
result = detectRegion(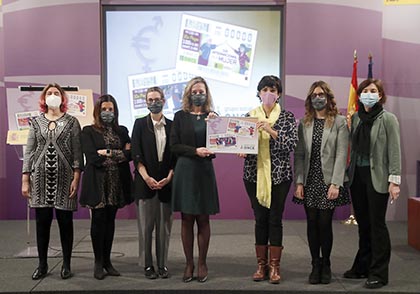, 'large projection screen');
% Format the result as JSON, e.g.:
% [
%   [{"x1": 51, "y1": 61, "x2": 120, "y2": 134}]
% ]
[{"x1": 103, "y1": 5, "x2": 283, "y2": 131}]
